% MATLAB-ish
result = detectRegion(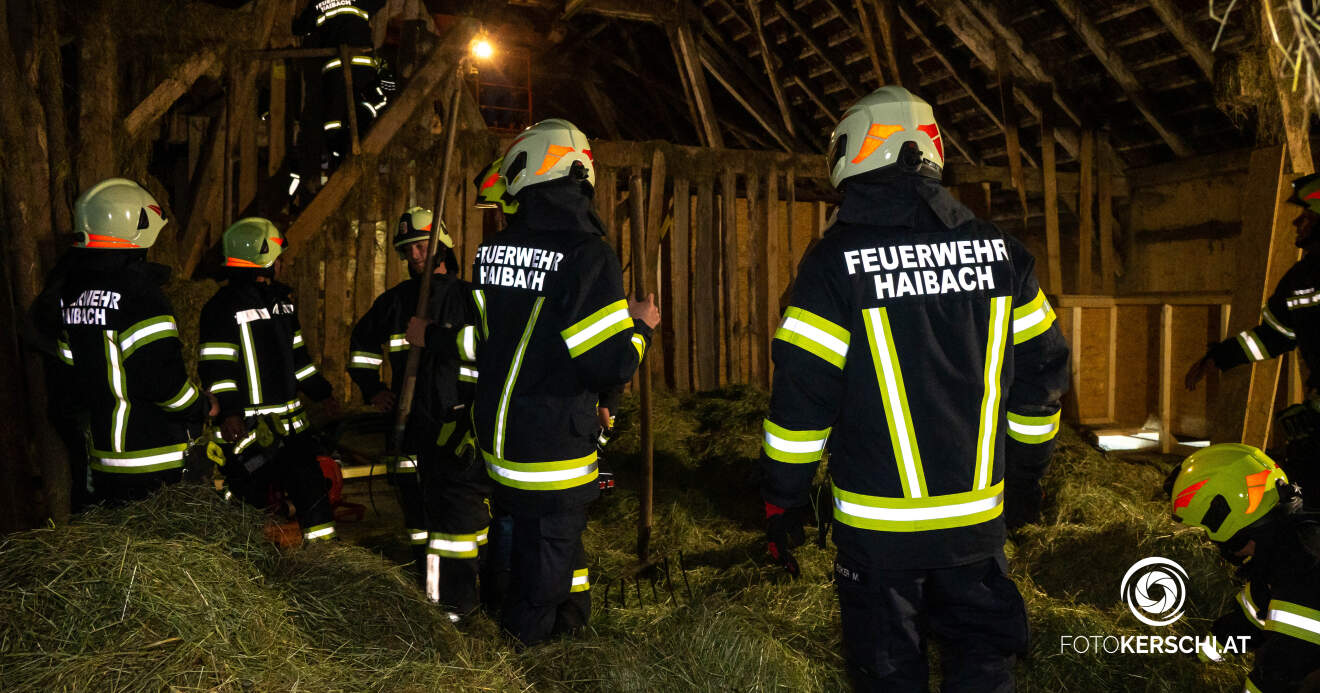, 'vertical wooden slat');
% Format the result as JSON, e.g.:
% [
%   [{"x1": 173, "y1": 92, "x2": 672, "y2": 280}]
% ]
[
  {"x1": 1160, "y1": 303, "x2": 1174, "y2": 453},
  {"x1": 746, "y1": 170, "x2": 766, "y2": 385},
  {"x1": 762, "y1": 167, "x2": 780, "y2": 388},
  {"x1": 644, "y1": 151, "x2": 667, "y2": 381},
  {"x1": 355, "y1": 179, "x2": 379, "y2": 322},
  {"x1": 1098, "y1": 132, "x2": 1115, "y2": 295},
  {"x1": 1108, "y1": 304, "x2": 1118, "y2": 422},
  {"x1": 1077, "y1": 129, "x2": 1096, "y2": 294},
  {"x1": 785, "y1": 168, "x2": 797, "y2": 284},
  {"x1": 322, "y1": 221, "x2": 353, "y2": 401},
  {"x1": 815, "y1": 201, "x2": 828, "y2": 240},
  {"x1": 268, "y1": 61, "x2": 286, "y2": 176},
  {"x1": 694, "y1": 177, "x2": 718, "y2": 389},
  {"x1": 672, "y1": 177, "x2": 692, "y2": 391},
  {"x1": 1070, "y1": 306, "x2": 1083, "y2": 414},
  {"x1": 720, "y1": 169, "x2": 740, "y2": 384},
  {"x1": 385, "y1": 166, "x2": 408, "y2": 289},
  {"x1": 597, "y1": 167, "x2": 619, "y2": 260},
  {"x1": 1040, "y1": 114, "x2": 1063, "y2": 294},
  {"x1": 238, "y1": 76, "x2": 258, "y2": 212}
]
